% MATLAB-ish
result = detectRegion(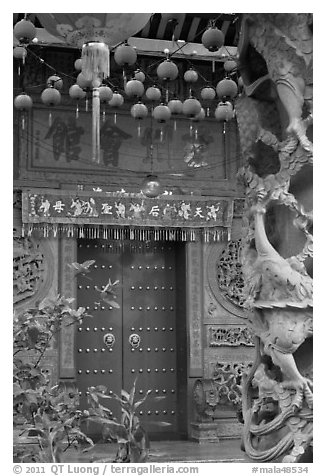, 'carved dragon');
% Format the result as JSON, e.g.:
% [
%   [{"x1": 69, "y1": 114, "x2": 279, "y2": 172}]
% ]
[{"x1": 235, "y1": 13, "x2": 313, "y2": 462}]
